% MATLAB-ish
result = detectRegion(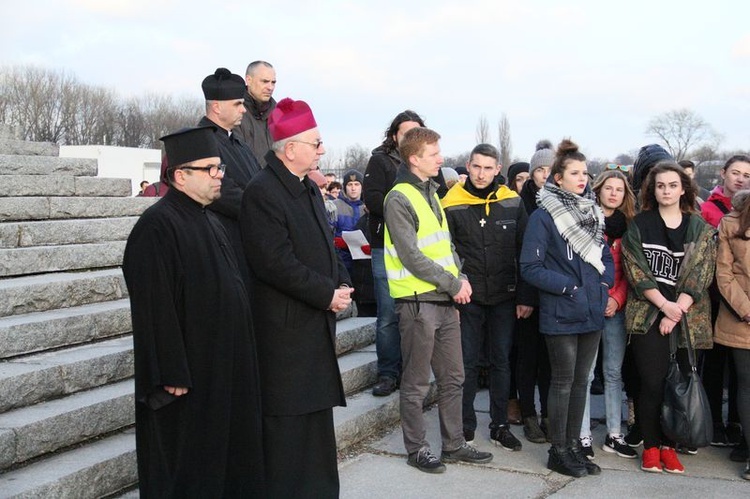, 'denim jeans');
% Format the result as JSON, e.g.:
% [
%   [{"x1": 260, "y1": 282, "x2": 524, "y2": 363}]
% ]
[
  {"x1": 545, "y1": 331, "x2": 601, "y2": 447},
  {"x1": 371, "y1": 248, "x2": 401, "y2": 380},
  {"x1": 580, "y1": 310, "x2": 627, "y2": 437},
  {"x1": 458, "y1": 300, "x2": 515, "y2": 431}
]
